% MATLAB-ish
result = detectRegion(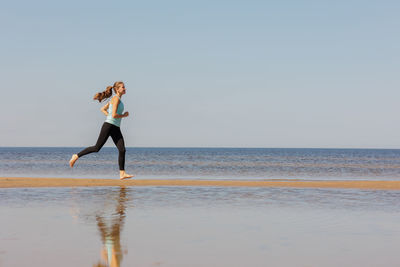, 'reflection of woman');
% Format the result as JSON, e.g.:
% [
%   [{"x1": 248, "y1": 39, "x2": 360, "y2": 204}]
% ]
[
  {"x1": 69, "y1": 81, "x2": 133, "y2": 180},
  {"x1": 93, "y1": 187, "x2": 129, "y2": 267}
]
